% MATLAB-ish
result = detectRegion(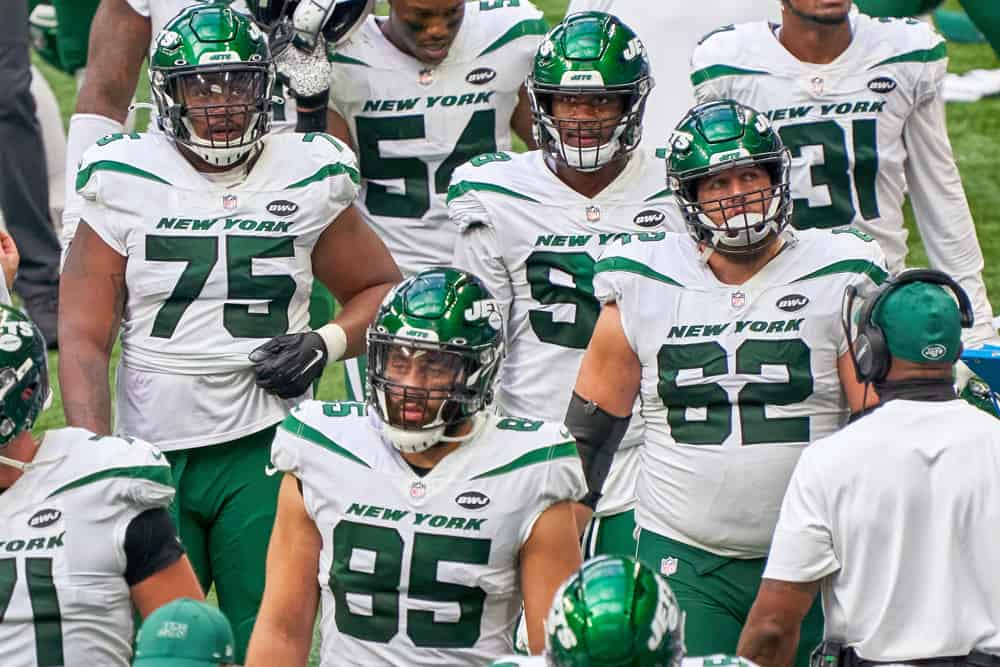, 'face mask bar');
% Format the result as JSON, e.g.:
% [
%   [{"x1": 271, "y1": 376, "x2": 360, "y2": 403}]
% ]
[
  {"x1": 528, "y1": 84, "x2": 646, "y2": 171},
  {"x1": 368, "y1": 336, "x2": 489, "y2": 433},
  {"x1": 684, "y1": 180, "x2": 790, "y2": 253}
]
